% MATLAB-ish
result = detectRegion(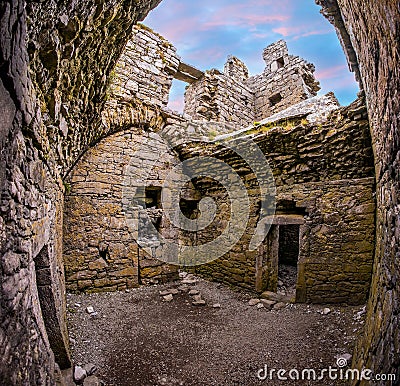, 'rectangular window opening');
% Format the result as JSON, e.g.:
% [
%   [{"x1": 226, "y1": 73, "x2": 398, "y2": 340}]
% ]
[
  {"x1": 276, "y1": 57, "x2": 285, "y2": 69},
  {"x1": 145, "y1": 186, "x2": 162, "y2": 209},
  {"x1": 180, "y1": 198, "x2": 200, "y2": 220}
]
